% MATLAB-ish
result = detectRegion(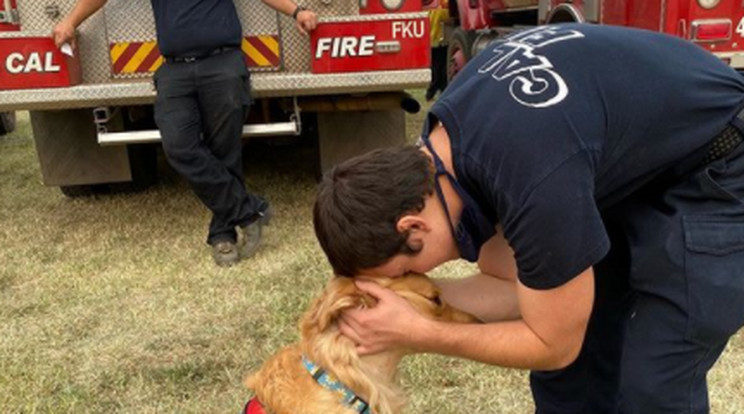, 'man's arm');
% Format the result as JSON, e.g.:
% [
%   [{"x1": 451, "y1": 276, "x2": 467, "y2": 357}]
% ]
[
  {"x1": 341, "y1": 267, "x2": 594, "y2": 370},
  {"x1": 259, "y1": 0, "x2": 317, "y2": 35},
  {"x1": 477, "y1": 226, "x2": 518, "y2": 282},
  {"x1": 432, "y1": 268, "x2": 593, "y2": 369},
  {"x1": 435, "y1": 229, "x2": 520, "y2": 322},
  {"x1": 52, "y1": 0, "x2": 107, "y2": 47},
  {"x1": 435, "y1": 274, "x2": 520, "y2": 322},
  {"x1": 436, "y1": 226, "x2": 520, "y2": 322}
]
